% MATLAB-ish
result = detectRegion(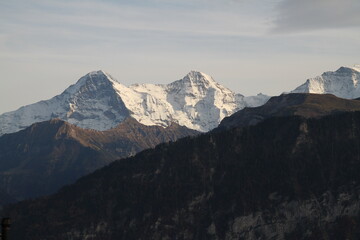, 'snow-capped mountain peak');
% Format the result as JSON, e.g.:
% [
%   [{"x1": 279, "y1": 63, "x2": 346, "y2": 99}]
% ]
[
  {"x1": 0, "y1": 71, "x2": 130, "y2": 135},
  {"x1": 64, "y1": 70, "x2": 119, "y2": 95},
  {"x1": 167, "y1": 71, "x2": 235, "y2": 103},
  {"x1": 173, "y1": 71, "x2": 228, "y2": 91},
  {"x1": 125, "y1": 71, "x2": 269, "y2": 131},
  {"x1": 291, "y1": 66, "x2": 360, "y2": 99},
  {"x1": 182, "y1": 71, "x2": 215, "y2": 85}
]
